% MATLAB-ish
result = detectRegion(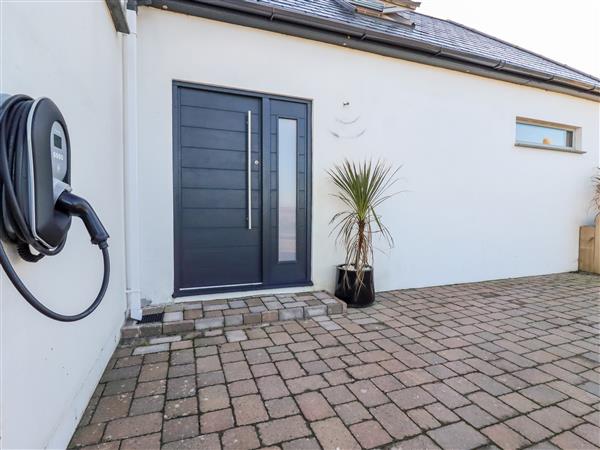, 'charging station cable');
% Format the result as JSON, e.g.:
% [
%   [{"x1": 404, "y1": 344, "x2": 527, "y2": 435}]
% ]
[{"x1": 0, "y1": 94, "x2": 110, "y2": 322}]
